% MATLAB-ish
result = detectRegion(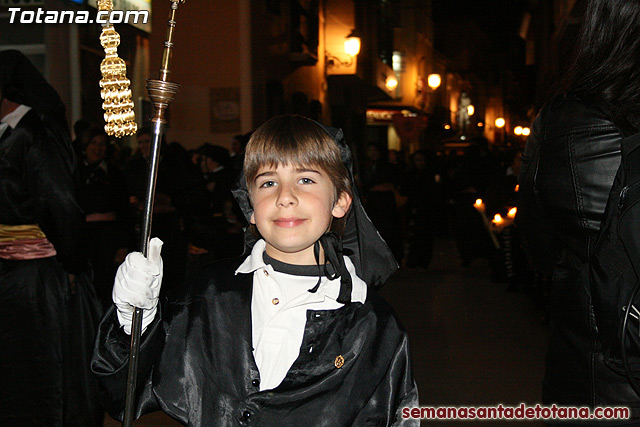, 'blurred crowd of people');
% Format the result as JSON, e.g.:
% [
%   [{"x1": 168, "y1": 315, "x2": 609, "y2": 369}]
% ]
[
  {"x1": 74, "y1": 119, "x2": 539, "y2": 314},
  {"x1": 355, "y1": 139, "x2": 536, "y2": 302},
  {"x1": 74, "y1": 116, "x2": 530, "y2": 287},
  {"x1": 71, "y1": 123, "x2": 252, "y2": 307}
]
